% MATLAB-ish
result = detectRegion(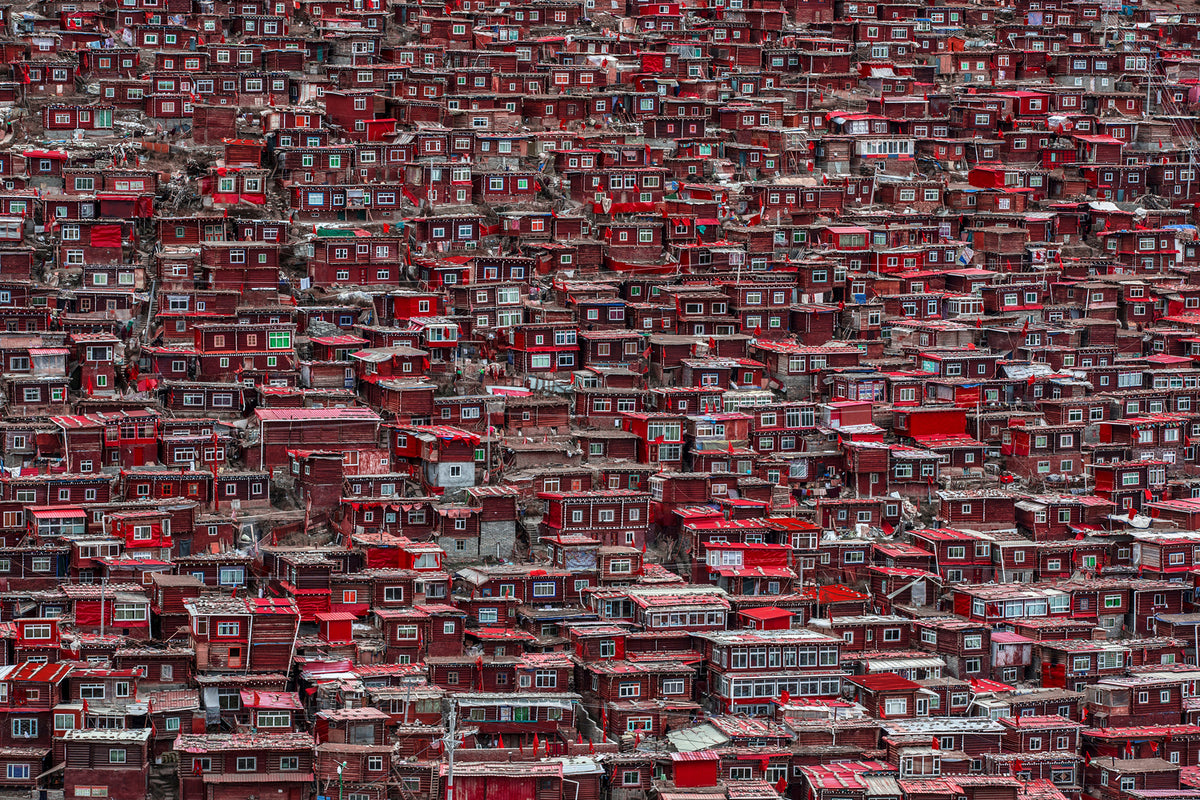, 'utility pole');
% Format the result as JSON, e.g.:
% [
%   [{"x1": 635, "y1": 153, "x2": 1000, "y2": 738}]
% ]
[
  {"x1": 445, "y1": 703, "x2": 457, "y2": 800},
  {"x1": 99, "y1": 577, "x2": 107, "y2": 638},
  {"x1": 337, "y1": 761, "x2": 346, "y2": 800},
  {"x1": 402, "y1": 676, "x2": 421, "y2": 726}
]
